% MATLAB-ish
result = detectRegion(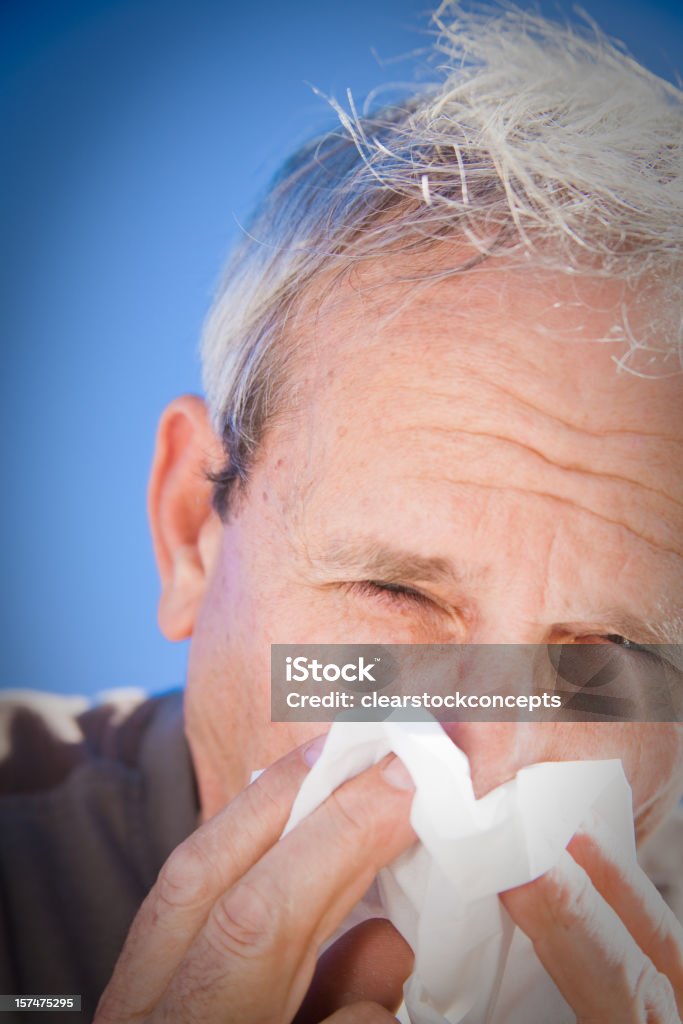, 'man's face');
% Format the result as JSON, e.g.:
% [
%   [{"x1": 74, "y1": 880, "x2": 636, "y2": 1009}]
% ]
[{"x1": 181, "y1": 262, "x2": 683, "y2": 839}]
